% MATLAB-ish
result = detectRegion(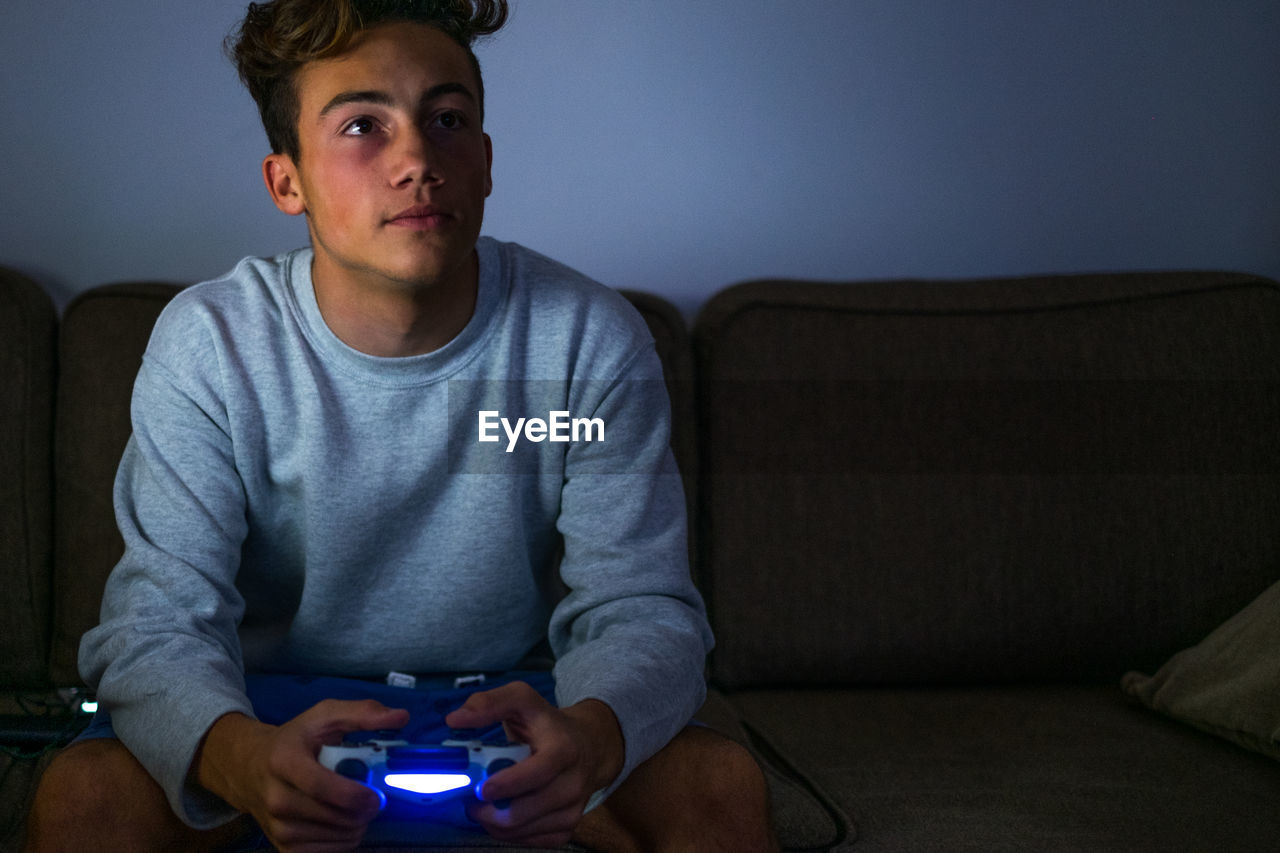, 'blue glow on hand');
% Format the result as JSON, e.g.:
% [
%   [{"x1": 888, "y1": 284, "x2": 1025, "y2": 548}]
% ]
[{"x1": 383, "y1": 773, "x2": 473, "y2": 795}]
